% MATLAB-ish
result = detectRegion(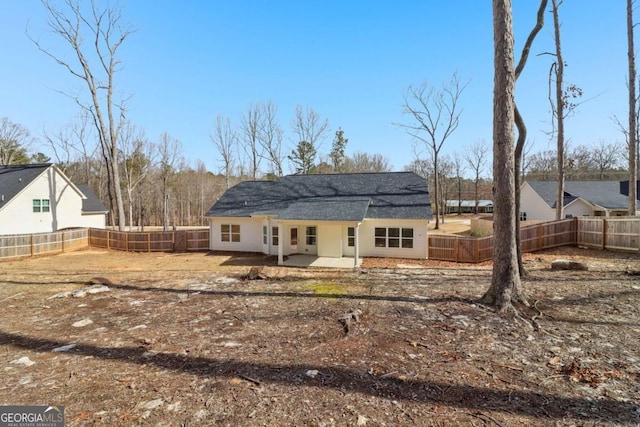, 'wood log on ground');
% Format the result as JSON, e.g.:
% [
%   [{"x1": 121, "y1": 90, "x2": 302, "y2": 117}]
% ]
[{"x1": 551, "y1": 259, "x2": 588, "y2": 271}]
